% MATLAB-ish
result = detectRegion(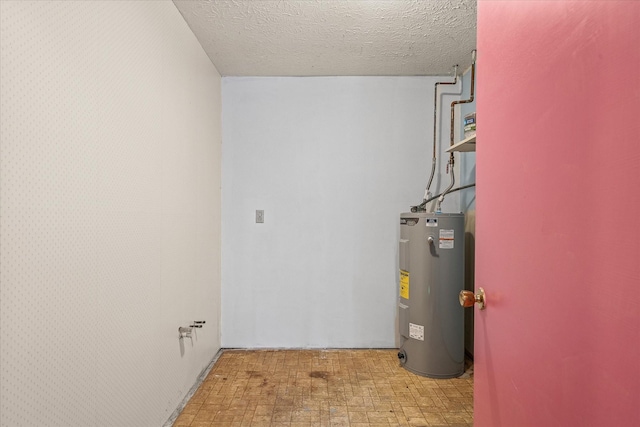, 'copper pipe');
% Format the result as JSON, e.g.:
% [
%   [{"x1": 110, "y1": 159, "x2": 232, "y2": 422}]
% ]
[
  {"x1": 450, "y1": 50, "x2": 477, "y2": 156},
  {"x1": 439, "y1": 50, "x2": 476, "y2": 209}
]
